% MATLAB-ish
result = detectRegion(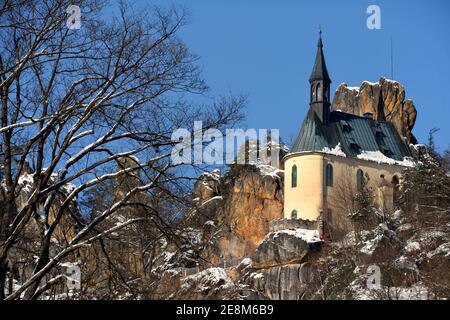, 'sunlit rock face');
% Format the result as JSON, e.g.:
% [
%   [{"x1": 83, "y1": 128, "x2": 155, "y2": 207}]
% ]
[
  {"x1": 332, "y1": 77, "x2": 417, "y2": 144},
  {"x1": 188, "y1": 164, "x2": 285, "y2": 263}
]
